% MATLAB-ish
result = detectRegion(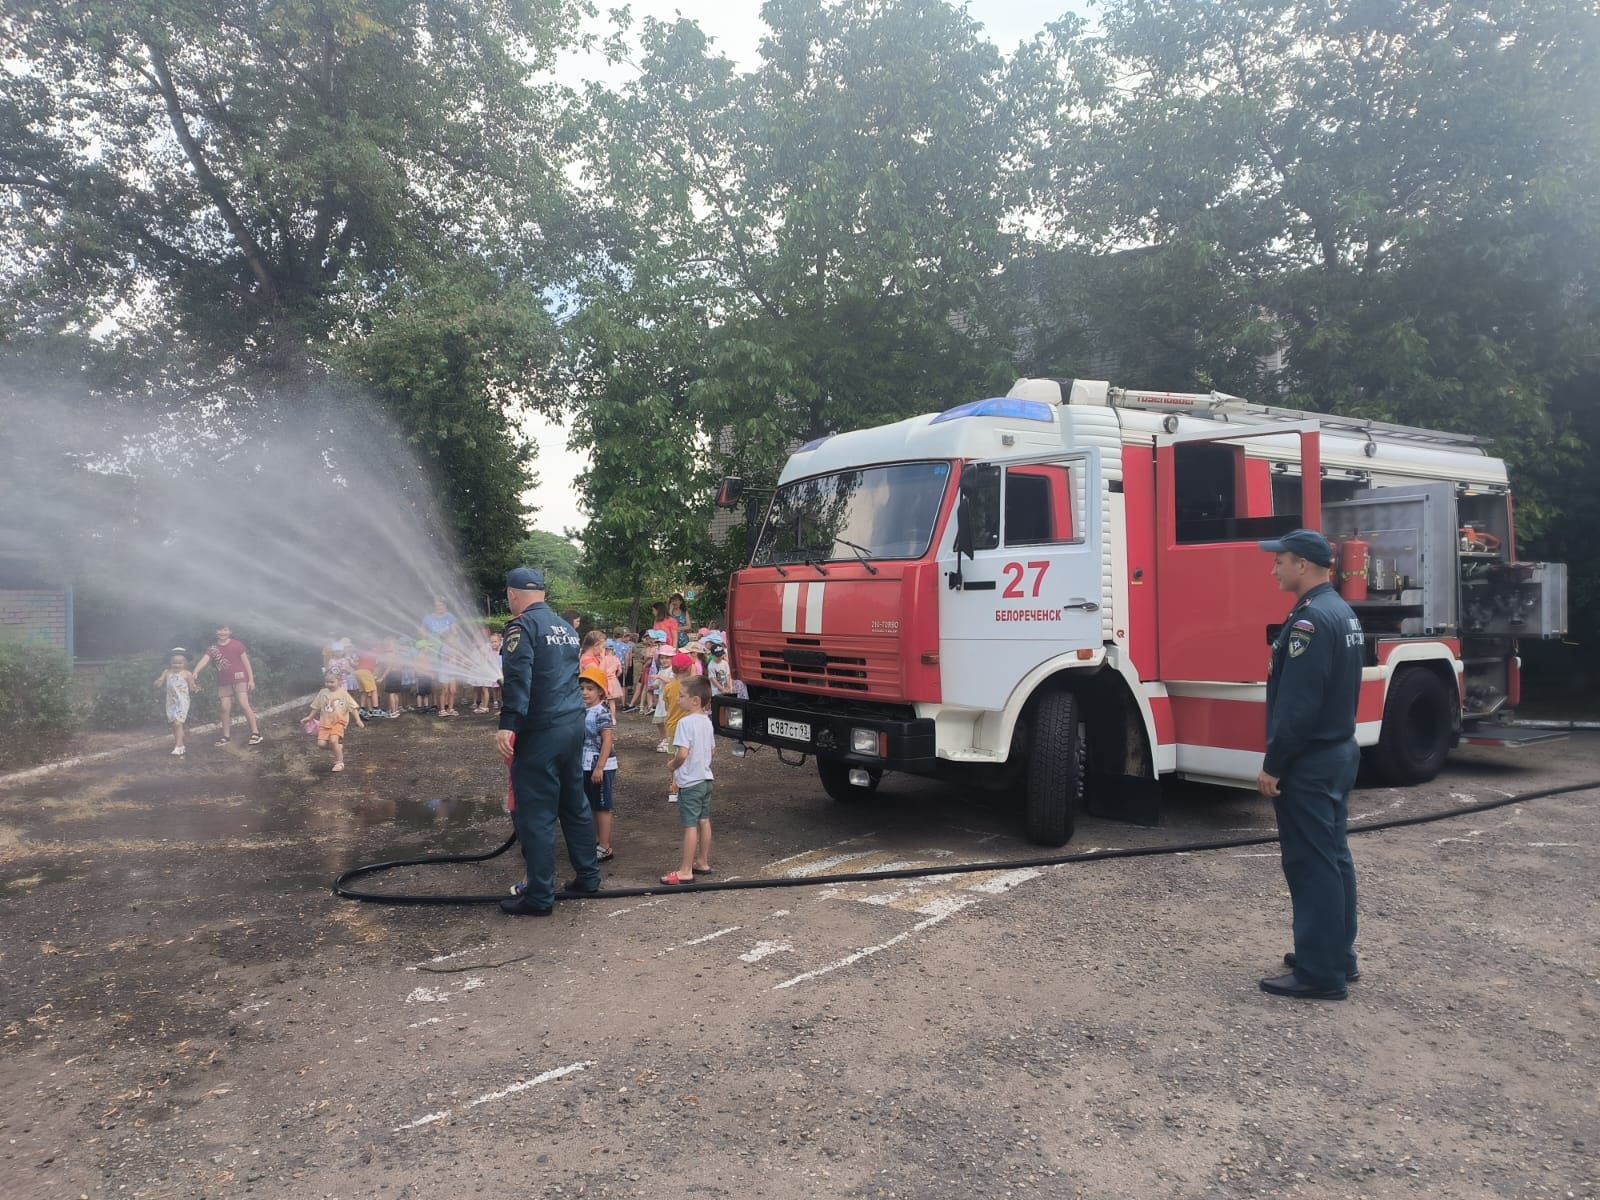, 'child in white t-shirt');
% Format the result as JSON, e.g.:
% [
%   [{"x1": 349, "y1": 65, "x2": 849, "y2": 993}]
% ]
[{"x1": 661, "y1": 677, "x2": 715, "y2": 886}]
